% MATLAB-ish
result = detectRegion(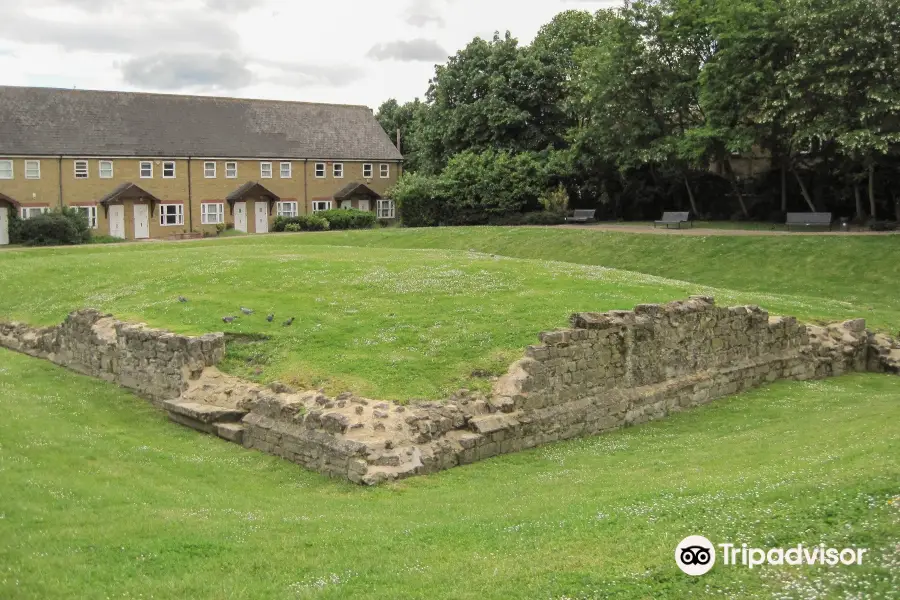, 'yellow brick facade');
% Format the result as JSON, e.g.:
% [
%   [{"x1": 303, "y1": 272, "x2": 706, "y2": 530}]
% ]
[{"x1": 0, "y1": 156, "x2": 401, "y2": 240}]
